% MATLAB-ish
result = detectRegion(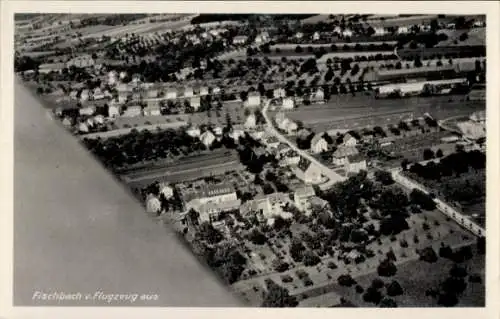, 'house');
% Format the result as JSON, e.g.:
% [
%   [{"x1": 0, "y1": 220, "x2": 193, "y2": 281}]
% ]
[
  {"x1": 119, "y1": 71, "x2": 128, "y2": 80},
  {"x1": 246, "y1": 92, "x2": 261, "y2": 107},
  {"x1": 147, "y1": 89, "x2": 158, "y2": 99},
  {"x1": 66, "y1": 54, "x2": 95, "y2": 68},
  {"x1": 342, "y1": 29, "x2": 353, "y2": 38},
  {"x1": 233, "y1": 35, "x2": 248, "y2": 45},
  {"x1": 295, "y1": 32, "x2": 304, "y2": 39},
  {"x1": 80, "y1": 89, "x2": 90, "y2": 102},
  {"x1": 186, "y1": 126, "x2": 201, "y2": 138},
  {"x1": 146, "y1": 194, "x2": 162, "y2": 215},
  {"x1": 184, "y1": 87, "x2": 194, "y2": 98},
  {"x1": 144, "y1": 101, "x2": 161, "y2": 116},
  {"x1": 123, "y1": 105, "x2": 142, "y2": 117},
  {"x1": 332, "y1": 146, "x2": 359, "y2": 166},
  {"x1": 342, "y1": 132, "x2": 359, "y2": 146},
  {"x1": 228, "y1": 129, "x2": 245, "y2": 142},
  {"x1": 190, "y1": 96, "x2": 201, "y2": 111},
  {"x1": 310, "y1": 135, "x2": 329, "y2": 154},
  {"x1": 107, "y1": 70, "x2": 118, "y2": 86},
  {"x1": 92, "y1": 88, "x2": 105, "y2": 100},
  {"x1": 374, "y1": 27, "x2": 388, "y2": 36},
  {"x1": 397, "y1": 26, "x2": 410, "y2": 34},
  {"x1": 312, "y1": 31, "x2": 320, "y2": 41},
  {"x1": 470, "y1": 110, "x2": 486, "y2": 124},
  {"x1": 250, "y1": 130, "x2": 265, "y2": 141},
  {"x1": 244, "y1": 113, "x2": 257, "y2": 129},
  {"x1": 199, "y1": 86, "x2": 209, "y2": 96},
  {"x1": 78, "y1": 122, "x2": 89, "y2": 133},
  {"x1": 312, "y1": 87, "x2": 325, "y2": 102},
  {"x1": 183, "y1": 183, "x2": 240, "y2": 222},
  {"x1": 62, "y1": 117, "x2": 73, "y2": 127},
  {"x1": 159, "y1": 183, "x2": 174, "y2": 199},
  {"x1": 294, "y1": 157, "x2": 323, "y2": 185},
  {"x1": 94, "y1": 115, "x2": 105, "y2": 125},
  {"x1": 282, "y1": 97, "x2": 295, "y2": 110},
  {"x1": 200, "y1": 130, "x2": 216, "y2": 147},
  {"x1": 108, "y1": 104, "x2": 121, "y2": 118},
  {"x1": 212, "y1": 86, "x2": 221, "y2": 95},
  {"x1": 275, "y1": 113, "x2": 298, "y2": 135},
  {"x1": 277, "y1": 143, "x2": 291, "y2": 156},
  {"x1": 38, "y1": 62, "x2": 65, "y2": 74},
  {"x1": 166, "y1": 88, "x2": 177, "y2": 100},
  {"x1": 265, "y1": 136, "x2": 280, "y2": 149},
  {"x1": 79, "y1": 105, "x2": 96, "y2": 116},
  {"x1": 345, "y1": 154, "x2": 367, "y2": 174},
  {"x1": 240, "y1": 192, "x2": 292, "y2": 220},
  {"x1": 274, "y1": 88, "x2": 286, "y2": 98},
  {"x1": 213, "y1": 126, "x2": 223, "y2": 136},
  {"x1": 254, "y1": 31, "x2": 270, "y2": 44},
  {"x1": 294, "y1": 186, "x2": 316, "y2": 212},
  {"x1": 69, "y1": 90, "x2": 78, "y2": 100},
  {"x1": 280, "y1": 150, "x2": 301, "y2": 167}
]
